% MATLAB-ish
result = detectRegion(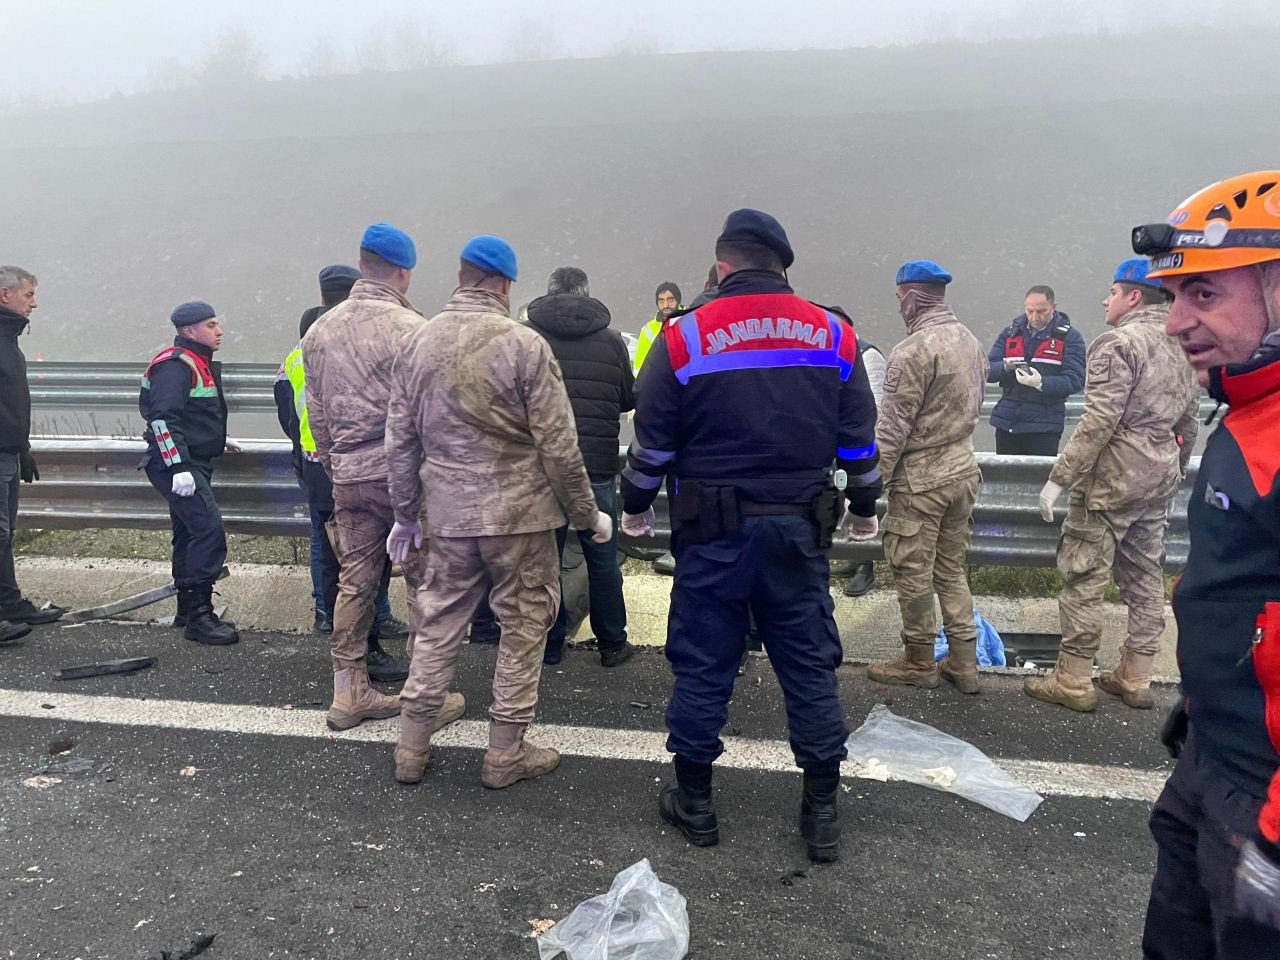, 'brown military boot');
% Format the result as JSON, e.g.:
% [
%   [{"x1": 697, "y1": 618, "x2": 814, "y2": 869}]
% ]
[
  {"x1": 393, "y1": 693, "x2": 467, "y2": 785},
  {"x1": 481, "y1": 721, "x2": 560, "y2": 790},
  {"x1": 1023, "y1": 652, "x2": 1098, "y2": 712},
  {"x1": 939, "y1": 637, "x2": 981, "y2": 695},
  {"x1": 1098, "y1": 649, "x2": 1156, "y2": 710},
  {"x1": 867, "y1": 642, "x2": 939, "y2": 689},
  {"x1": 327, "y1": 667, "x2": 401, "y2": 731}
]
